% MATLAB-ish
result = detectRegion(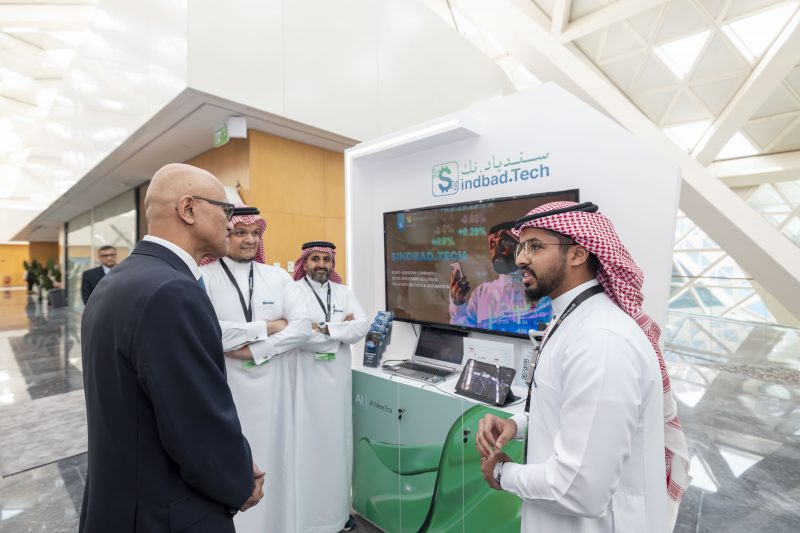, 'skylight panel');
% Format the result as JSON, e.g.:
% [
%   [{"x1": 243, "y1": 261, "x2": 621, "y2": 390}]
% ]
[
  {"x1": 722, "y1": 2, "x2": 799, "y2": 62},
  {"x1": 664, "y1": 120, "x2": 712, "y2": 151},
  {"x1": 715, "y1": 132, "x2": 759, "y2": 159},
  {"x1": 654, "y1": 31, "x2": 711, "y2": 79}
]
